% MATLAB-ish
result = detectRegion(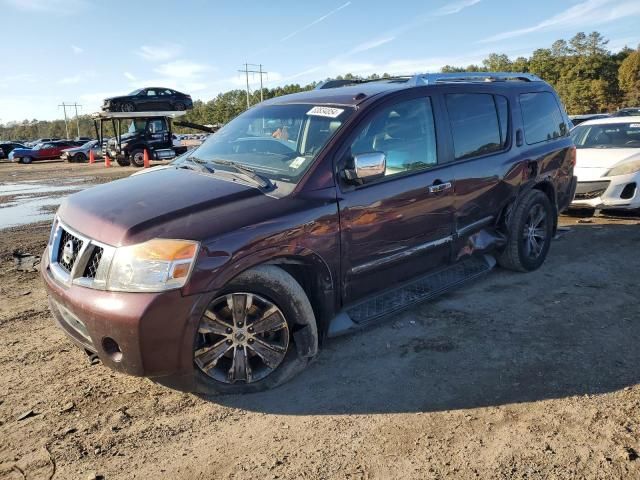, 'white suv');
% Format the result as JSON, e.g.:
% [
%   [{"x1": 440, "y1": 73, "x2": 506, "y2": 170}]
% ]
[{"x1": 570, "y1": 116, "x2": 640, "y2": 210}]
